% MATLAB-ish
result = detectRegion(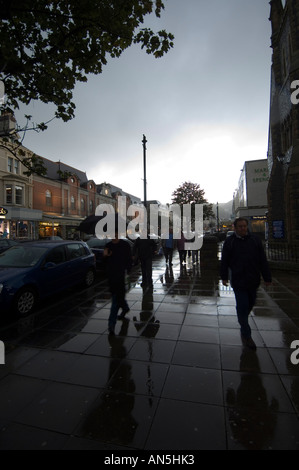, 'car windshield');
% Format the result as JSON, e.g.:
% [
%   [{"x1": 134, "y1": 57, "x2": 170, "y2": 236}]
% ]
[
  {"x1": 87, "y1": 238, "x2": 111, "y2": 248},
  {"x1": 0, "y1": 245, "x2": 47, "y2": 267}
]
